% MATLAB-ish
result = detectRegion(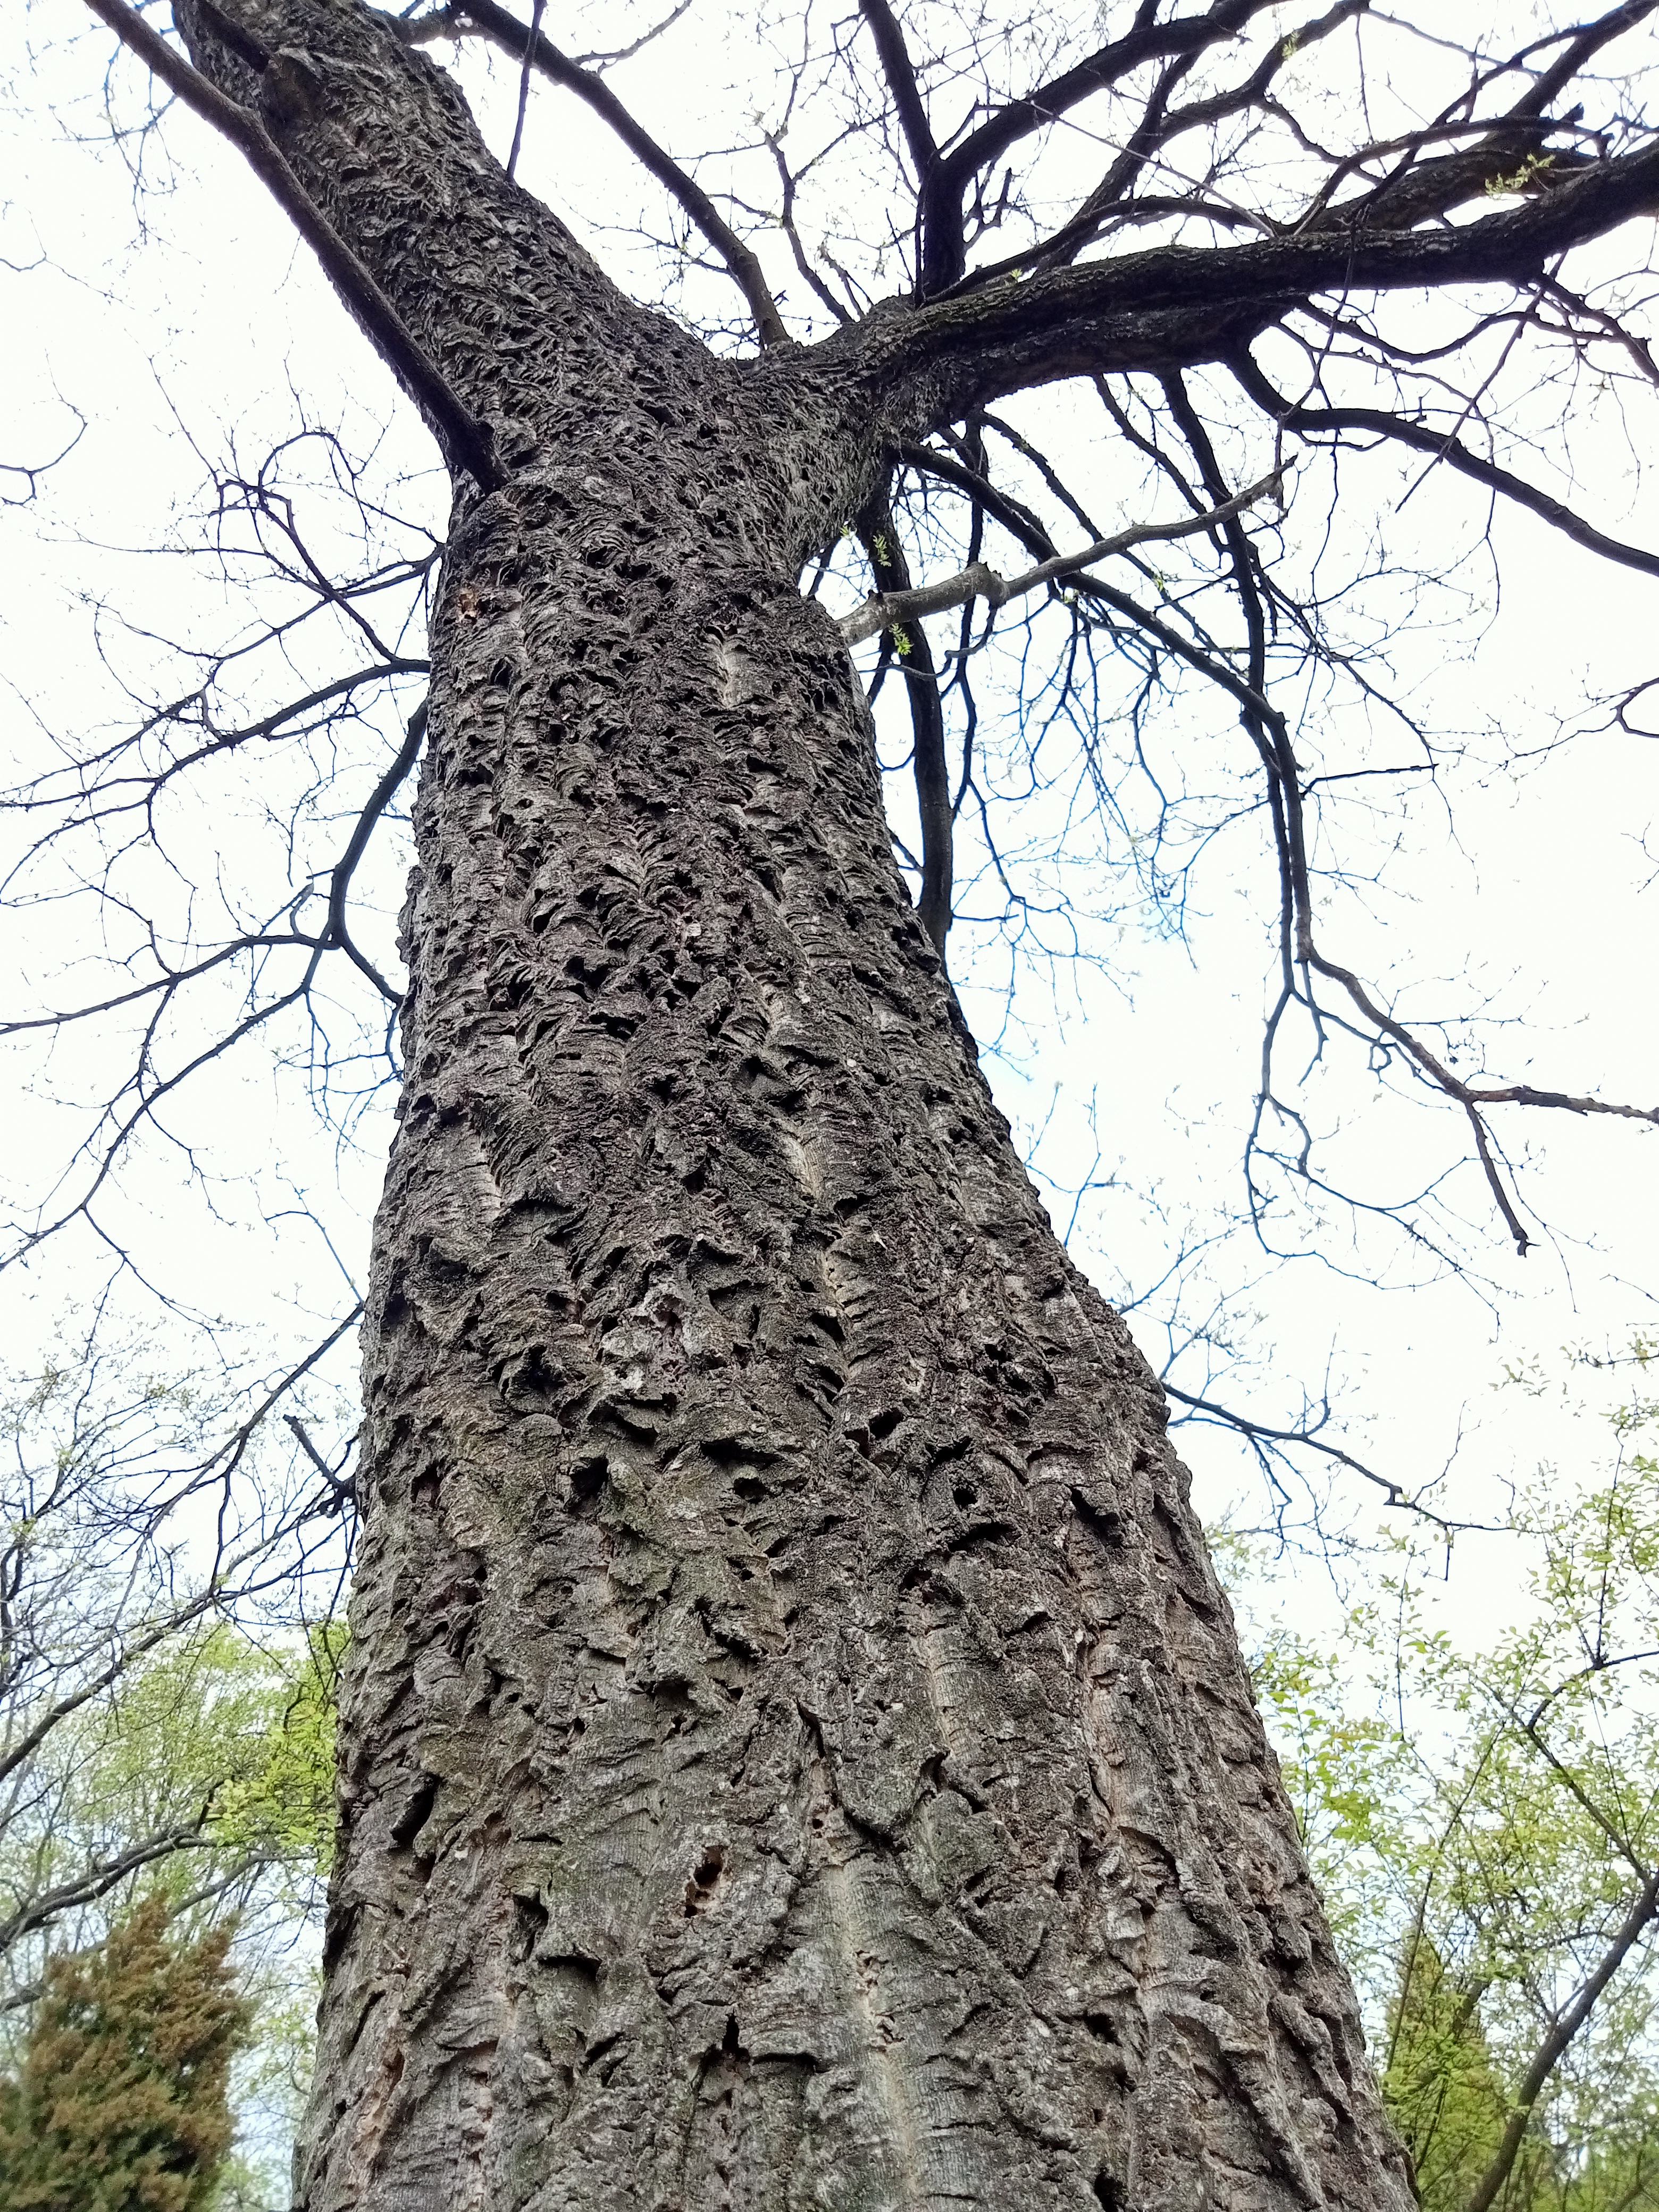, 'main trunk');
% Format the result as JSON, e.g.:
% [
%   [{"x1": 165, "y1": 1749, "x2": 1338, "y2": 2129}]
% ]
[
  {"x1": 302, "y1": 404, "x2": 1410, "y2": 2212},
  {"x1": 153, "y1": 9, "x2": 1409, "y2": 2203}
]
